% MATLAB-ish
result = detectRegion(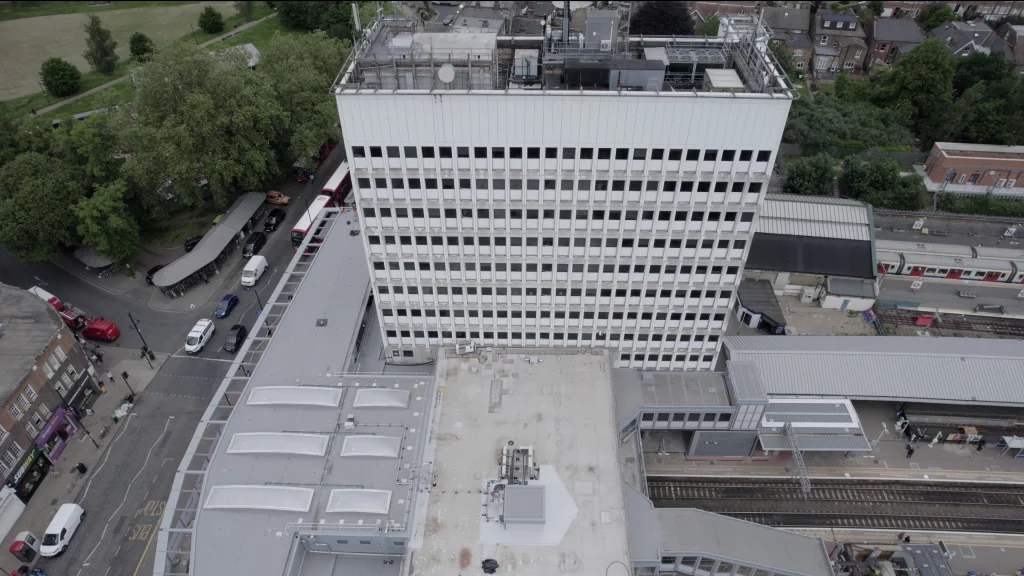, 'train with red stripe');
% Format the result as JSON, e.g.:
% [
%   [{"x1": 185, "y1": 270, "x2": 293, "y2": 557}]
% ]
[{"x1": 876, "y1": 239, "x2": 1024, "y2": 283}]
